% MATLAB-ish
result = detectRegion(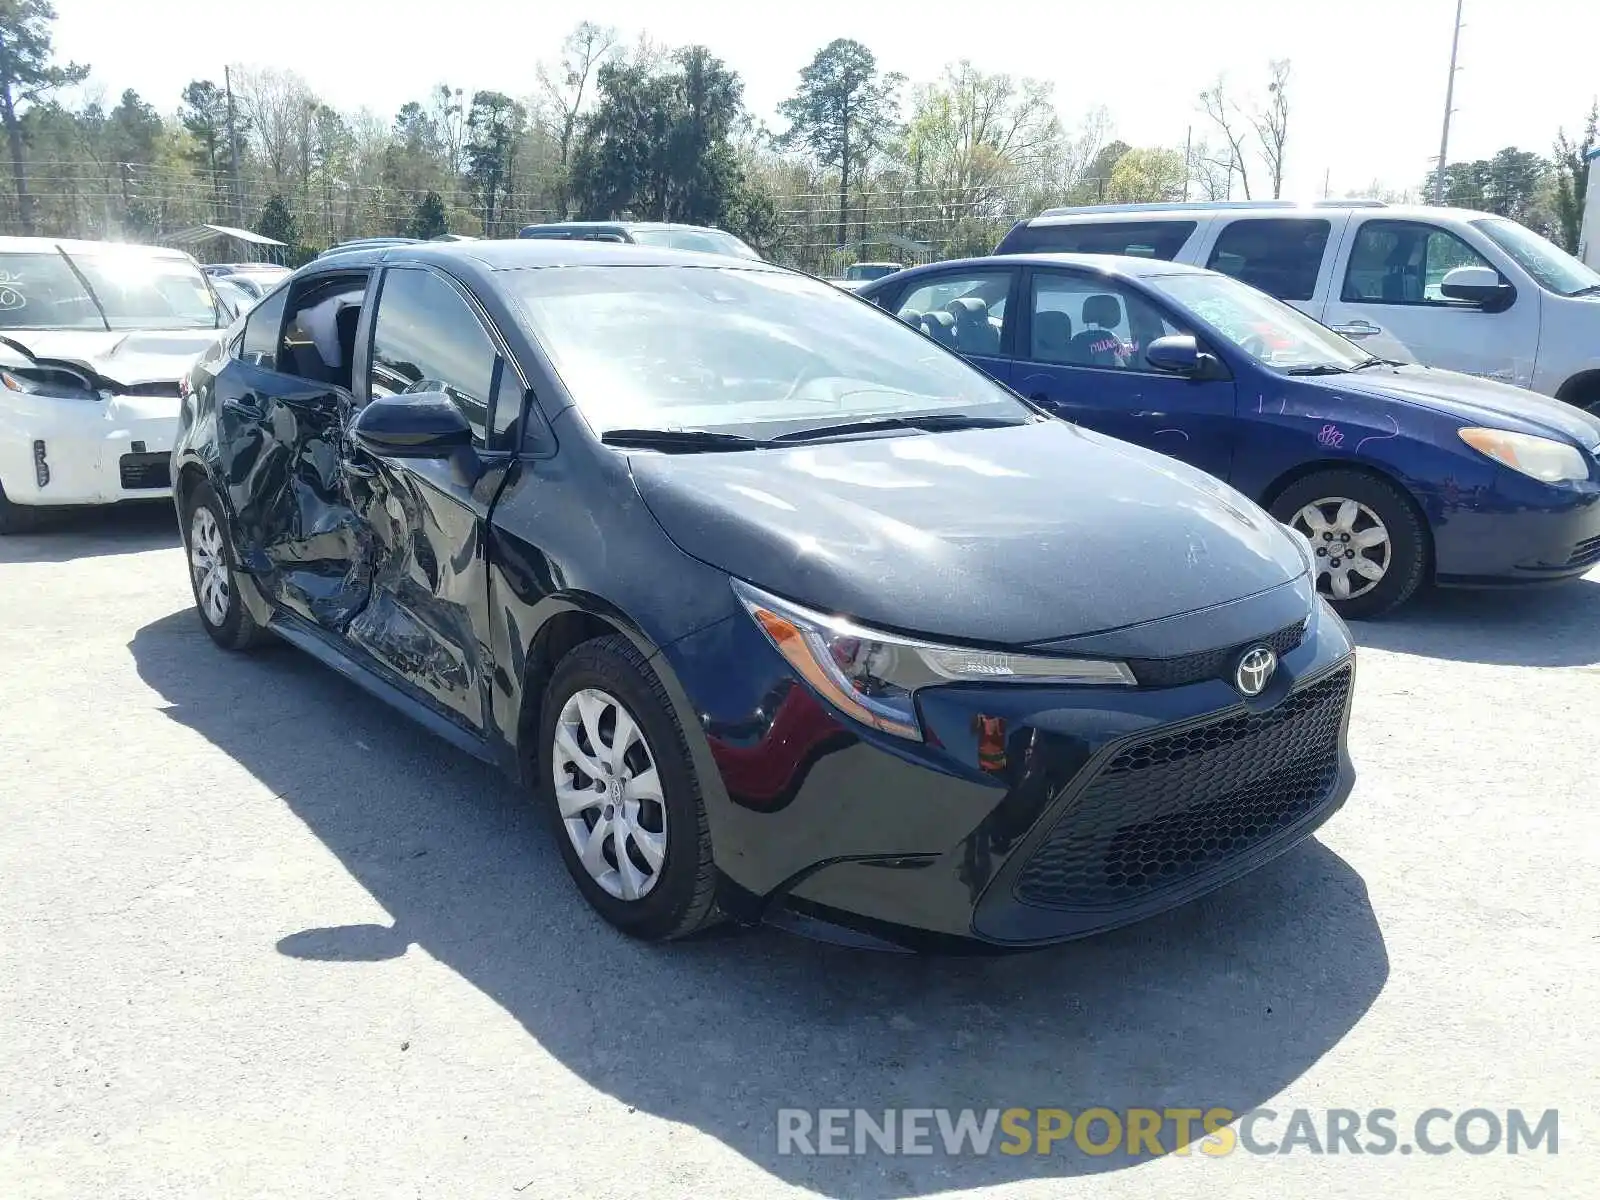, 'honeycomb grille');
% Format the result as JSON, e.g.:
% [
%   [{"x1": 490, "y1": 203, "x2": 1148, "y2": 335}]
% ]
[
  {"x1": 1126, "y1": 620, "x2": 1306, "y2": 689},
  {"x1": 1014, "y1": 665, "x2": 1350, "y2": 911}
]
